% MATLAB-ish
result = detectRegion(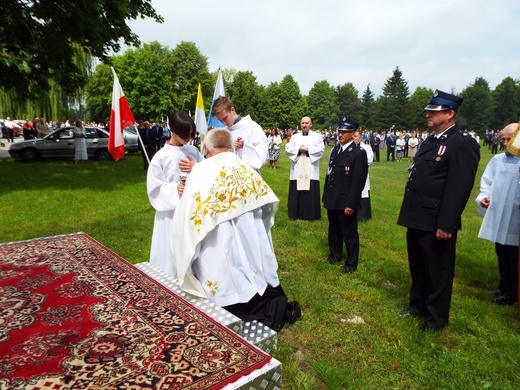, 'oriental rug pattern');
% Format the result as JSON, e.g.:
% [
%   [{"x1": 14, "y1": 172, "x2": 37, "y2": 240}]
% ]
[{"x1": 0, "y1": 233, "x2": 271, "y2": 389}]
